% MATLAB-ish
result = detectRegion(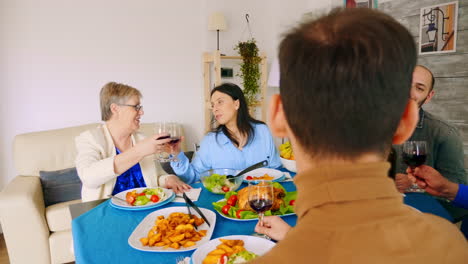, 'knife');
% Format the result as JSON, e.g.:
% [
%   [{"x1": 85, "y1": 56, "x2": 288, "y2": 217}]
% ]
[{"x1": 183, "y1": 192, "x2": 211, "y2": 227}]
